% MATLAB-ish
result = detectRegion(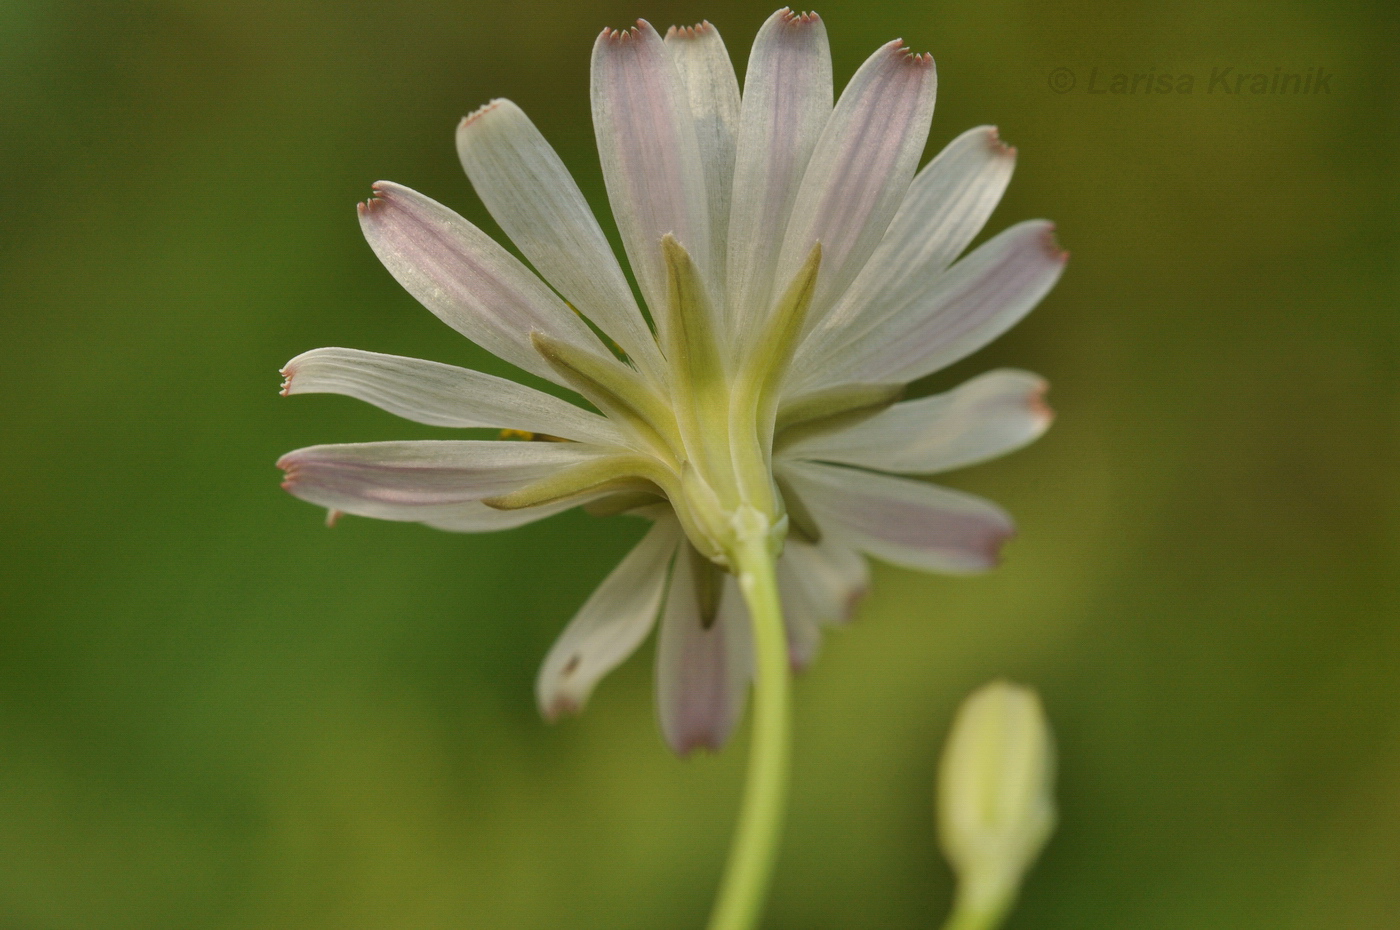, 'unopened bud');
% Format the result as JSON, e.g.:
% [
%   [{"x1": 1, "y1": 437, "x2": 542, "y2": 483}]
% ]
[{"x1": 937, "y1": 680, "x2": 1056, "y2": 923}]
